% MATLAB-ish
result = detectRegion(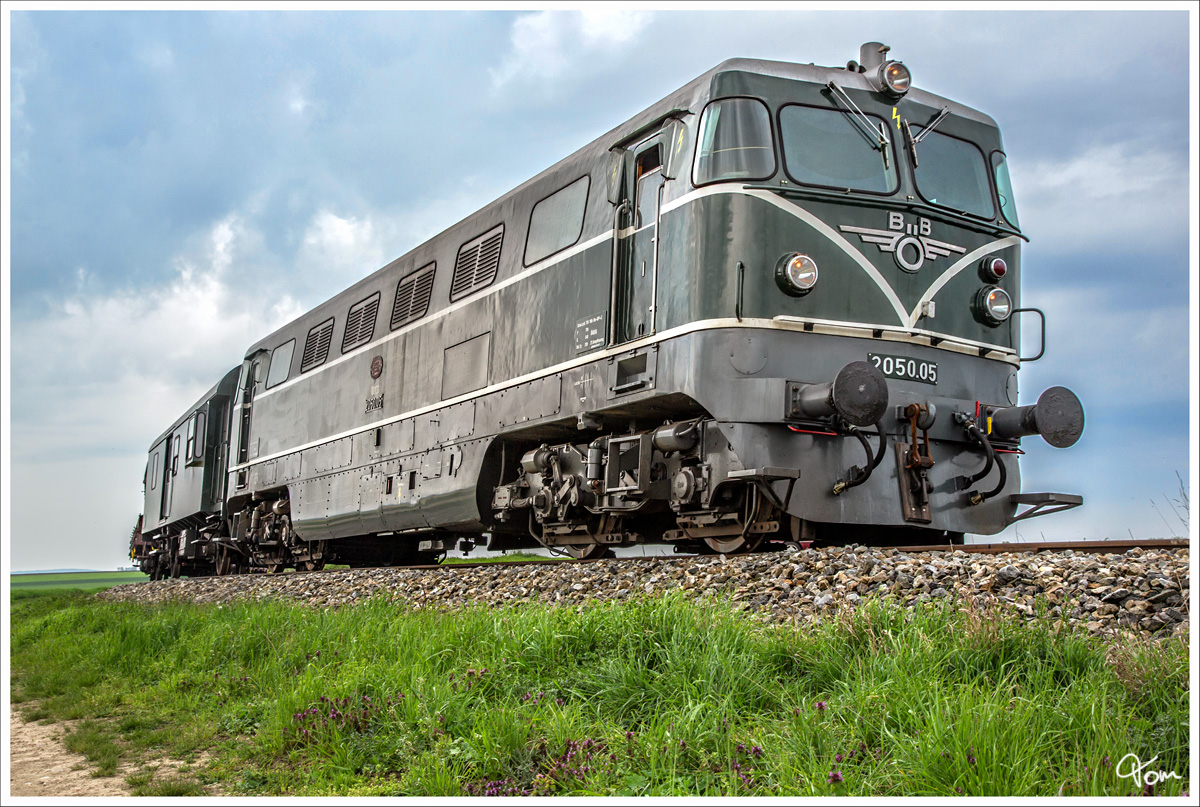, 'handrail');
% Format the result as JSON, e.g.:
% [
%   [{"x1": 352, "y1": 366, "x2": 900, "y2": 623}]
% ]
[
  {"x1": 607, "y1": 200, "x2": 630, "y2": 345},
  {"x1": 735, "y1": 261, "x2": 745, "y2": 321},
  {"x1": 1011, "y1": 307, "x2": 1045, "y2": 362},
  {"x1": 650, "y1": 183, "x2": 664, "y2": 335}
]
